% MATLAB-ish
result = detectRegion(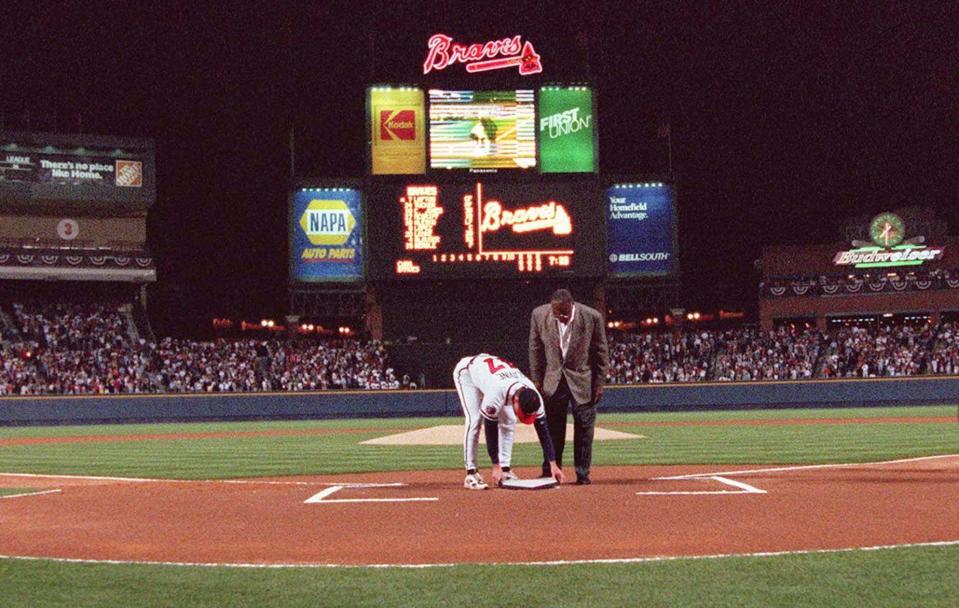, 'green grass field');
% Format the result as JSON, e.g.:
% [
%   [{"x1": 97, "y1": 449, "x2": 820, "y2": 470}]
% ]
[
  {"x1": 1, "y1": 404, "x2": 957, "y2": 607},
  {"x1": 0, "y1": 488, "x2": 39, "y2": 497}
]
